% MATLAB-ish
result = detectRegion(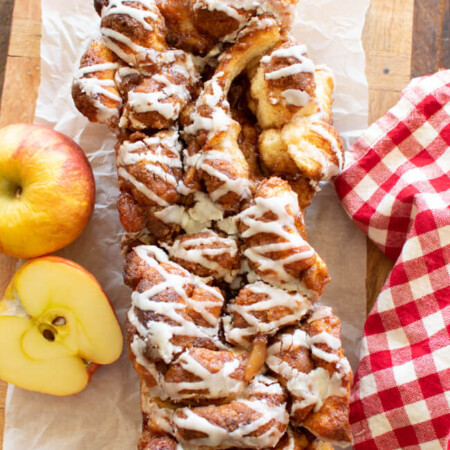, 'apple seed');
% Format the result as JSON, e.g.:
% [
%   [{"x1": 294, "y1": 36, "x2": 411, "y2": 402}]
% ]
[
  {"x1": 52, "y1": 316, "x2": 66, "y2": 326},
  {"x1": 42, "y1": 329, "x2": 55, "y2": 342}
]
